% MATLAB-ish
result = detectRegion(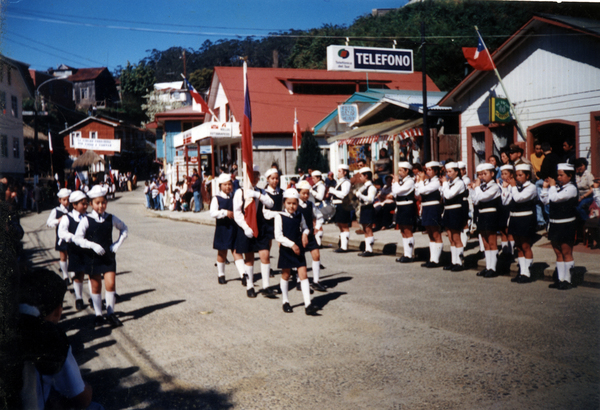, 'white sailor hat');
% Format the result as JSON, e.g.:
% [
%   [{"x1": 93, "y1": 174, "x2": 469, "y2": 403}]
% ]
[
  {"x1": 296, "y1": 180, "x2": 311, "y2": 191},
  {"x1": 515, "y1": 163, "x2": 531, "y2": 172},
  {"x1": 557, "y1": 163, "x2": 574, "y2": 172},
  {"x1": 311, "y1": 170, "x2": 322, "y2": 178},
  {"x1": 500, "y1": 164, "x2": 514, "y2": 172},
  {"x1": 265, "y1": 168, "x2": 279, "y2": 178},
  {"x1": 457, "y1": 161, "x2": 467, "y2": 169},
  {"x1": 398, "y1": 161, "x2": 413, "y2": 170},
  {"x1": 87, "y1": 185, "x2": 108, "y2": 199},
  {"x1": 69, "y1": 190, "x2": 87, "y2": 203},
  {"x1": 358, "y1": 167, "x2": 372, "y2": 174},
  {"x1": 283, "y1": 188, "x2": 299, "y2": 199},
  {"x1": 57, "y1": 188, "x2": 72, "y2": 199},
  {"x1": 338, "y1": 164, "x2": 349, "y2": 171},
  {"x1": 445, "y1": 162, "x2": 458, "y2": 169},
  {"x1": 217, "y1": 173, "x2": 231, "y2": 185},
  {"x1": 425, "y1": 161, "x2": 441, "y2": 168},
  {"x1": 476, "y1": 163, "x2": 495, "y2": 173}
]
